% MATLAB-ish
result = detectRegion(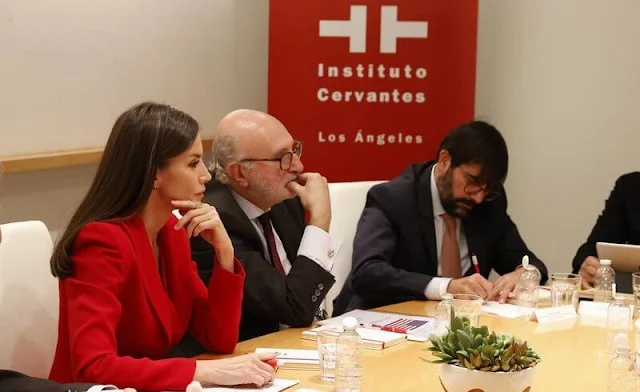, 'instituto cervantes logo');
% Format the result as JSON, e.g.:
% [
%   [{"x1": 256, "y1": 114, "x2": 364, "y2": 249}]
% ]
[
  {"x1": 319, "y1": 5, "x2": 428, "y2": 54},
  {"x1": 268, "y1": 0, "x2": 477, "y2": 178},
  {"x1": 316, "y1": 4, "x2": 428, "y2": 145}
]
